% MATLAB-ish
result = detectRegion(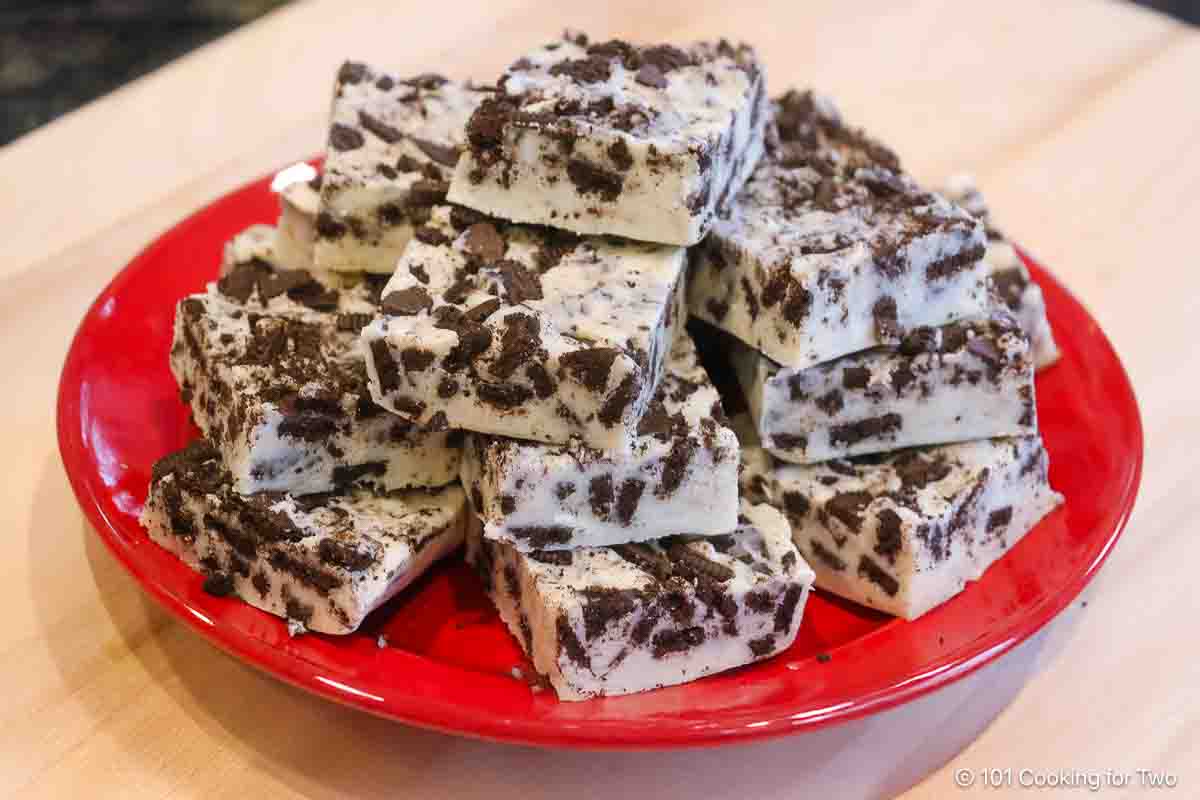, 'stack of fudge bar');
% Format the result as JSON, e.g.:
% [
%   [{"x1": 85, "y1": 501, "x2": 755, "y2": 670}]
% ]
[
  {"x1": 694, "y1": 90, "x2": 1063, "y2": 620},
  {"x1": 142, "y1": 67, "x2": 488, "y2": 636},
  {"x1": 142, "y1": 31, "x2": 1063, "y2": 700},
  {"x1": 142, "y1": 39, "x2": 815, "y2": 701}
]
